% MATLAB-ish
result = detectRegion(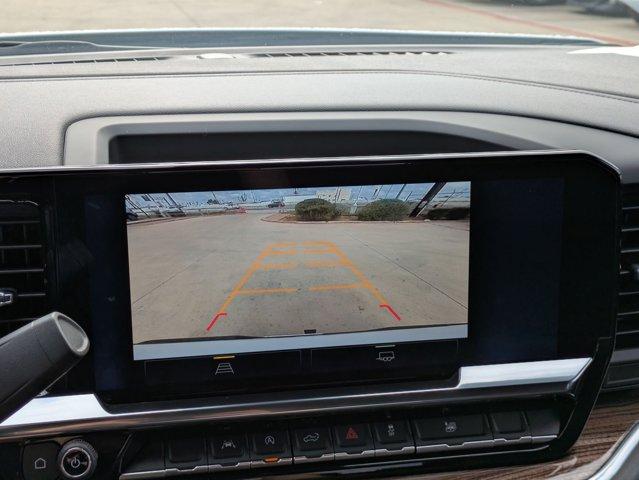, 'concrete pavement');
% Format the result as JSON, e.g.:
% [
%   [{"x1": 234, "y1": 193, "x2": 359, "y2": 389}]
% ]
[
  {"x1": 2, "y1": 0, "x2": 638, "y2": 45},
  {"x1": 128, "y1": 211, "x2": 469, "y2": 343}
]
